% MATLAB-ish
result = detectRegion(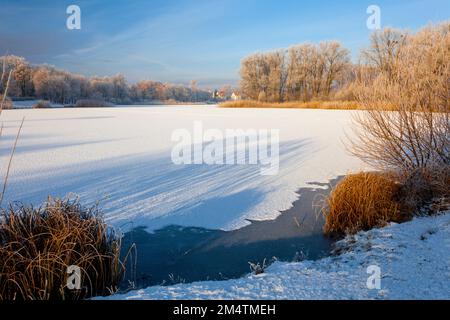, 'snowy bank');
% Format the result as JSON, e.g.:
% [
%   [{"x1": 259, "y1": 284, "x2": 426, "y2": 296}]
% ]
[{"x1": 103, "y1": 212, "x2": 450, "y2": 300}]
